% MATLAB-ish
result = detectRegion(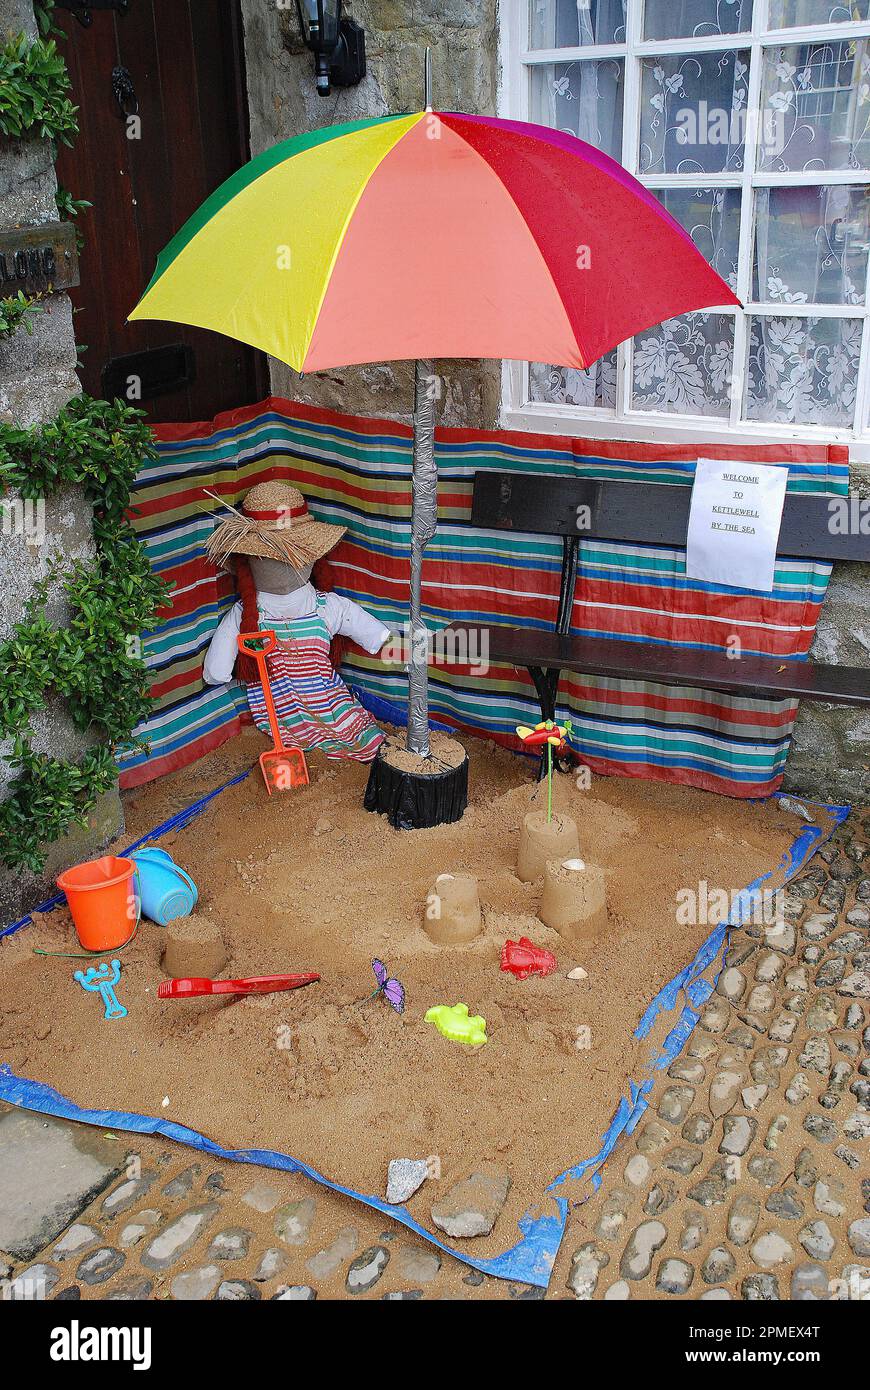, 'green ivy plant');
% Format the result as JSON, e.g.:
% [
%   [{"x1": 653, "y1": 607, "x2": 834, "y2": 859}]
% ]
[
  {"x1": 34, "y1": 0, "x2": 61, "y2": 39},
  {"x1": 1, "y1": 394, "x2": 154, "y2": 518},
  {"x1": 0, "y1": 30, "x2": 78, "y2": 145},
  {"x1": 0, "y1": 12, "x2": 162, "y2": 874},
  {"x1": 0, "y1": 397, "x2": 170, "y2": 872},
  {"x1": 55, "y1": 186, "x2": 91, "y2": 250},
  {"x1": 2, "y1": 746, "x2": 119, "y2": 874},
  {"x1": 0, "y1": 289, "x2": 43, "y2": 339}
]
